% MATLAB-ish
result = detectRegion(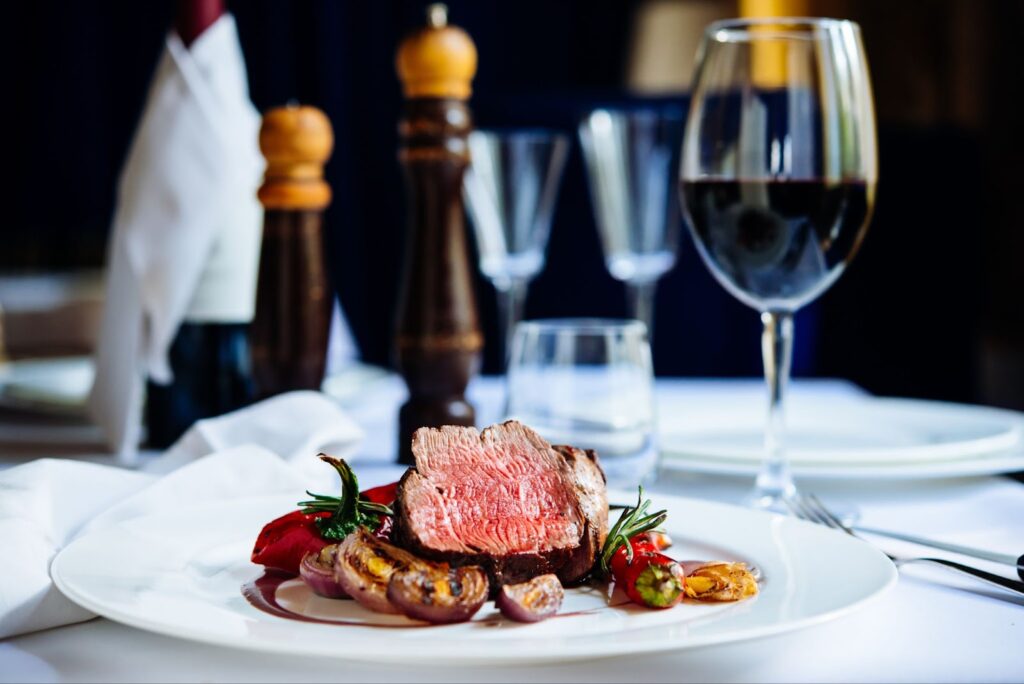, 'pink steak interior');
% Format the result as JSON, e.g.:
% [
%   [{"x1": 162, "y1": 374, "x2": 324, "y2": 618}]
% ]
[{"x1": 403, "y1": 425, "x2": 583, "y2": 555}]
